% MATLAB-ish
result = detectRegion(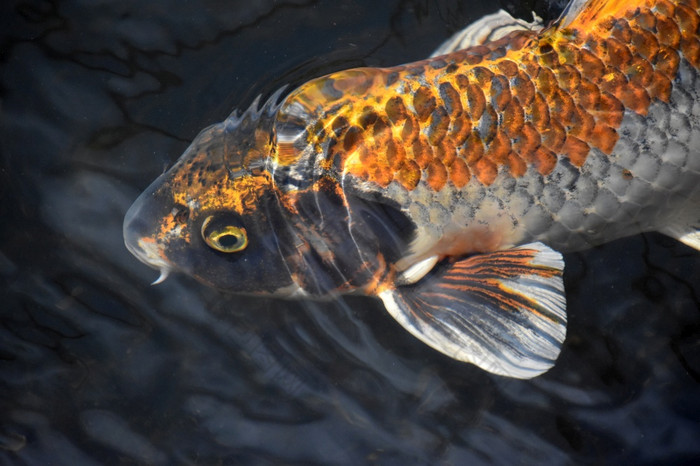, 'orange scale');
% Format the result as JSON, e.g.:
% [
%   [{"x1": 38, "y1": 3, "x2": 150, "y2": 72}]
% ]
[
  {"x1": 674, "y1": 4, "x2": 700, "y2": 40},
  {"x1": 654, "y1": 0, "x2": 676, "y2": 17},
  {"x1": 531, "y1": 147, "x2": 557, "y2": 176},
  {"x1": 535, "y1": 67, "x2": 558, "y2": 96},
  {"x1": 656, "y1": 16, "x2": 682, "y2": 48},
  {"x1": 605, "y1": 37, "x2": 633, "y2": 69},
  {"x1": 530, "y1": 92, "x2": 551, "y2": 130},
  {"x1": 472, "y1": 66, "x2": 495, "y2": 87},
  {"x1": 413, "y1": 87, "x2": 437, "y2": 122},
  {"x1": 647, "y1": 71, "x2": 672, "y2": 102},
  {"x1": 611, "y1": 18, "x2": 633, "y2": 43},
  {"x1": 497, "y1": 60, "x2": 519, "y2": 77},
  {"x1": 507, "y1": 153, "x2": 527, "y2": 178},
  {"x1": 502, "y1": 99, "x2": 525, "y2": 139},
  {"x1": 465, "y1": 83, "x2": 486, "y2": 120},
  {"x1": 485, "y1": 130, "x2": 511, "y2": 164},
  {"x1": 629, "y1": 25, "x2": 660, "y2": 59},
  {"x1": 626, "y1": 56, "x2": 654, "y2": 87},
  {"x1": 550, "y1": 89, "x2": 577, "y2": 128},
  {"x1": 385, "y1": 96, "x2": 408, "y2": 123},
  {"x1": 594, "y1": 92, "x2": 624, "y2": 127},
  {"x1": 412, "y1": 136, "x2": 434, "y2": 169},
  {"x1": 386, "y1": 139, "x2": 406, "y2": 170},
  {"x1": 427, "y1": 107, "x2": 451, "y2": 146},
  {"x1": 373, "y1": 166, "x2": 394, "y2": 188},
  {"x1": 576, "y1": 79, "x2": 602, "y2": 111},
  {"x1": 511, "y1": 71, "x2": 536, "y2": 106},
  {"x1": 578, "y1": 48, "x2": 606, "y2": 77},
  {"x1": 619, "y1": 84, "x2": 651, "y2": 116},
  {"x1": 652, "y1": 46, "x2": 680, "y2": 79},
  {"x1": 401, "y1": 114, "x2": 420, "y2": 145},
  {"x1": 568, "y1": 105, "x2": 595, "y2": 140},
  {"x1": 473, "y1": 157, "x2": 498, "y2": 185},
  {"x1": 680, "y1": 37, "x2": 700, "y2": 68},
  {"x1": 490, "y1": 75, "x2": 512, "y2": 111},
  {"x1": 635, "y1": 10, "x2": 657, "y2": 31},
  {"x1": 437, "y1": 140, "x2": 457, "y2": 167},
  {"x1": 555, "y1": 64, "x2": 582, "y2": 93},
  {"x1": 396, "y1": 160, "x2": 421, "y2": 190},
  {"x1": 462, "y1": 132, "x2": 485, "y2": 164},
  {"x1": 512, "y1": 122, "x2": 541, "y2": 155},
  {"x1": 449, "y1": 158, "x2": 471, "y2": 188},
  {"x1": 455, "y1": 74, "x2": 470, "y2": 90},
  {"x1": 561, "y1": 135, "x2": 590, "y2": 167},
  {"x1": 540, "y1": 120, "x2": 566, "y2": 153},
  {"x1": 589, "y1": 123, "x2": 619, "y2": 154},
  {"x1": 448, "y1": 116, "x2": 472, "y2": 146},
  {"x1": 426, "y1": 159, "x2": 448, "y2": 191}
]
